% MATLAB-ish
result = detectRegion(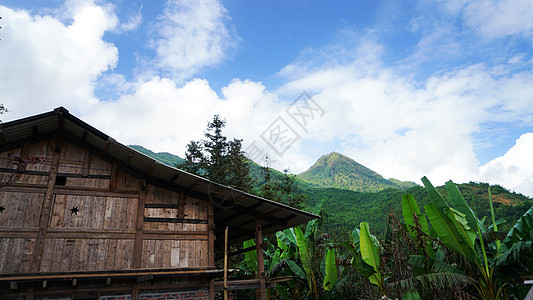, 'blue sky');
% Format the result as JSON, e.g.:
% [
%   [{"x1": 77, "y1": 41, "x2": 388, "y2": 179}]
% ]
[{"x1": 1, "y1": 0, "x2": 533, "y2": 196}]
